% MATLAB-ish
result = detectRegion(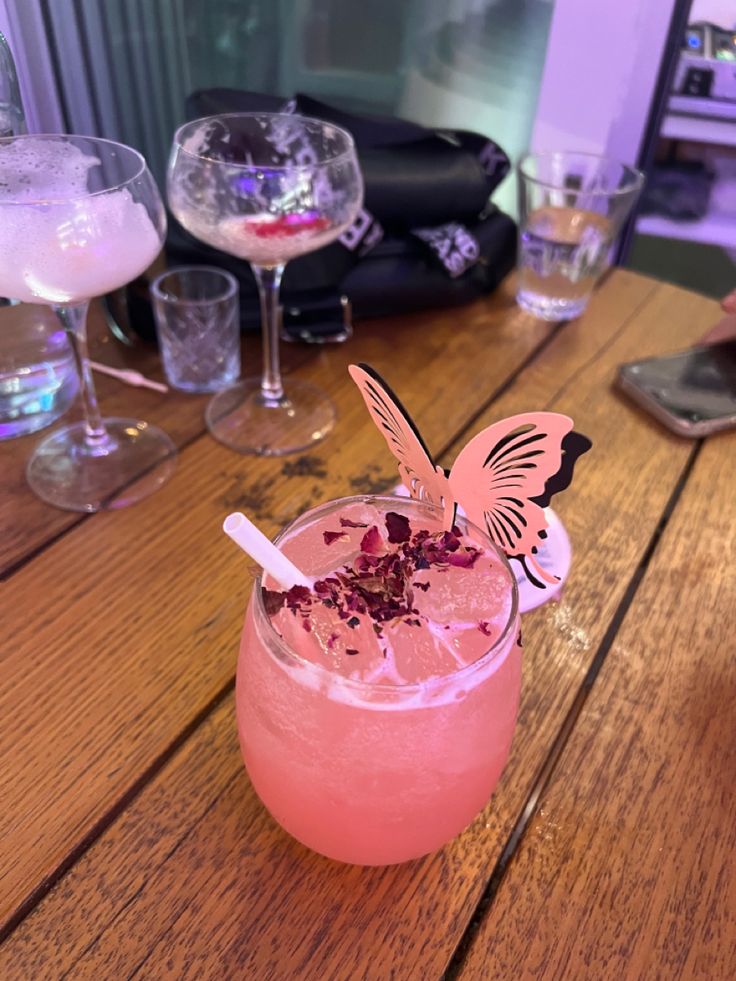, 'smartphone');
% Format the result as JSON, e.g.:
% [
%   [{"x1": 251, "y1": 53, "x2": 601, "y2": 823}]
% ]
[{"x1": 616, "y1": 340, "x2": 736, "y2": 437}]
